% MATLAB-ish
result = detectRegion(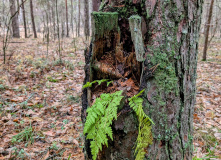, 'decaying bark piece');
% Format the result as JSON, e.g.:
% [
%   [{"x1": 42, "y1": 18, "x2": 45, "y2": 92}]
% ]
[{"x1": 129, "y1": 15, "x2": 145, "y2": 62}]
